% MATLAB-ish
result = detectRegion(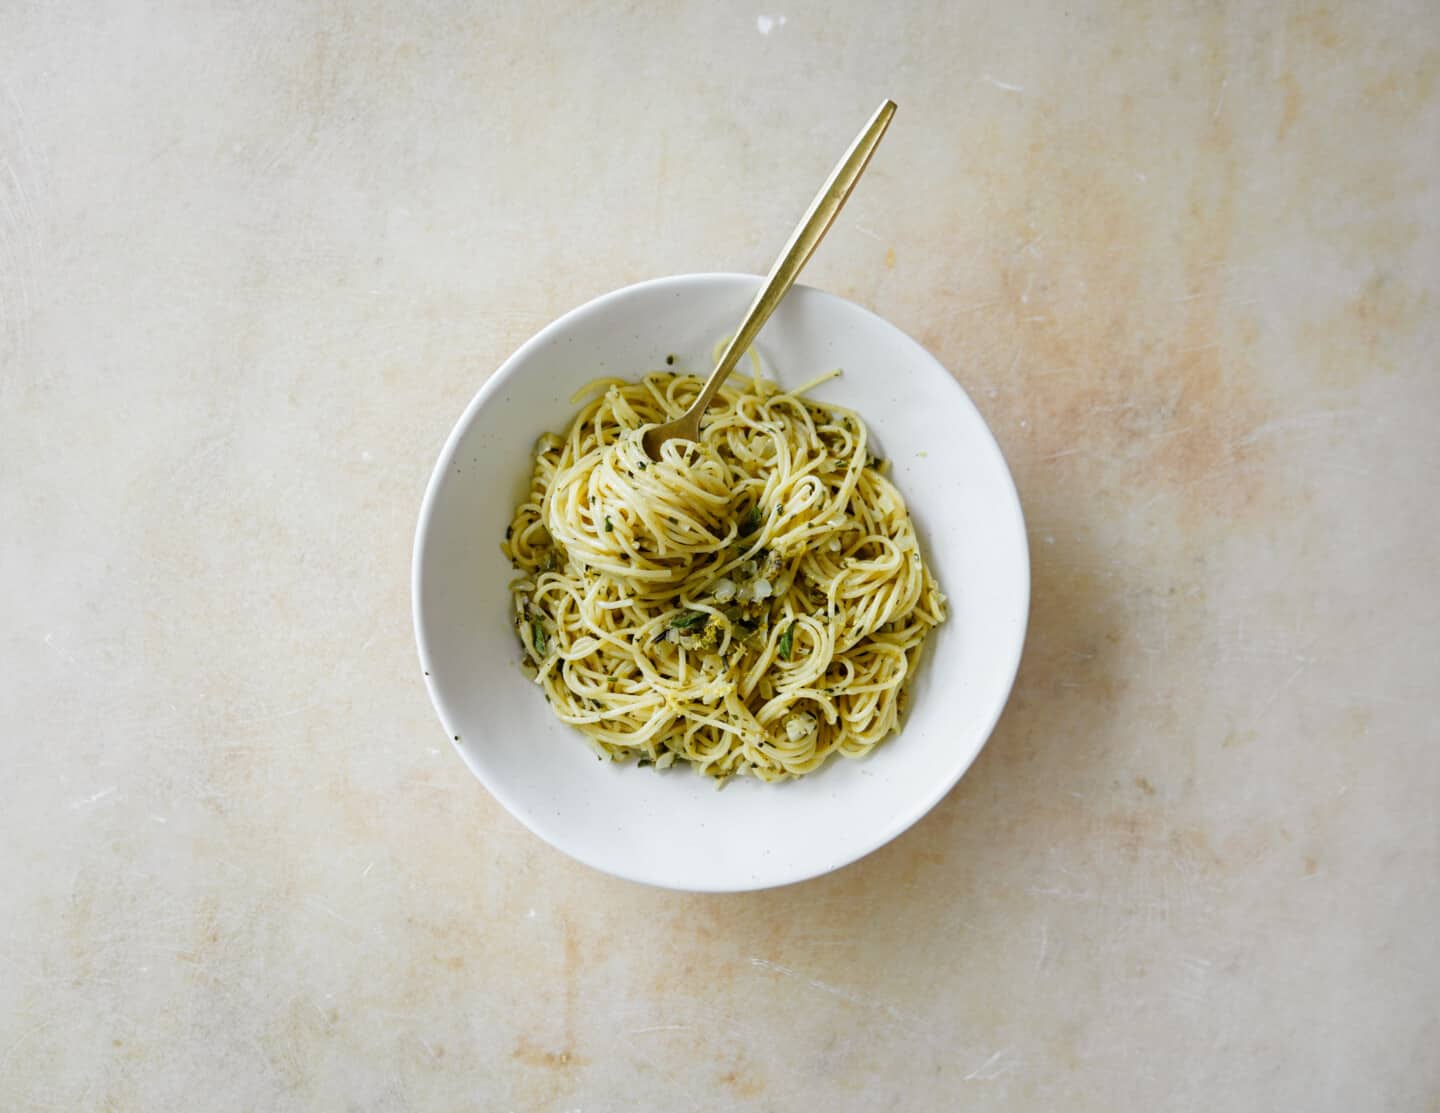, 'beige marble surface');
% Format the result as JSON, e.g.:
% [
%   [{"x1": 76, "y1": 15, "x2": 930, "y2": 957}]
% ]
[{"x1": 3, "y1": 2, "x2": 1438, "y2": 1109}]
